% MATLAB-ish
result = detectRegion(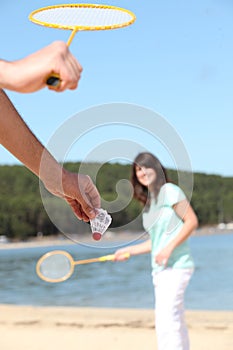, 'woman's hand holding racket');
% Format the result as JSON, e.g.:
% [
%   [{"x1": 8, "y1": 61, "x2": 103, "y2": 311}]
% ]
[{"x1": 114, "y1": 248, "x2": 131, "y2": 261}]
